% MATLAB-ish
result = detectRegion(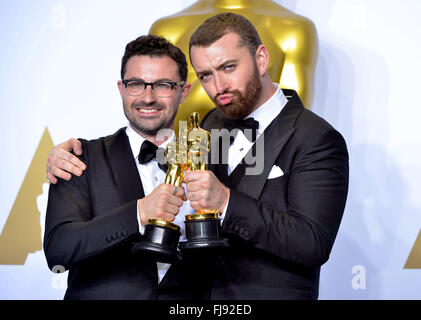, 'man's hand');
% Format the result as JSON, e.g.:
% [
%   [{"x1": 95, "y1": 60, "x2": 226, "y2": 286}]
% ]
[
  {"x1": 138, "y1": 184, "x2": 187, "y2": 225},
  {"x1": 47, "y1": 138, "x2": 86, "y2": 184},
  {"x1": 184, "y1": 170, "x2": 230, "y2": 213}
]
